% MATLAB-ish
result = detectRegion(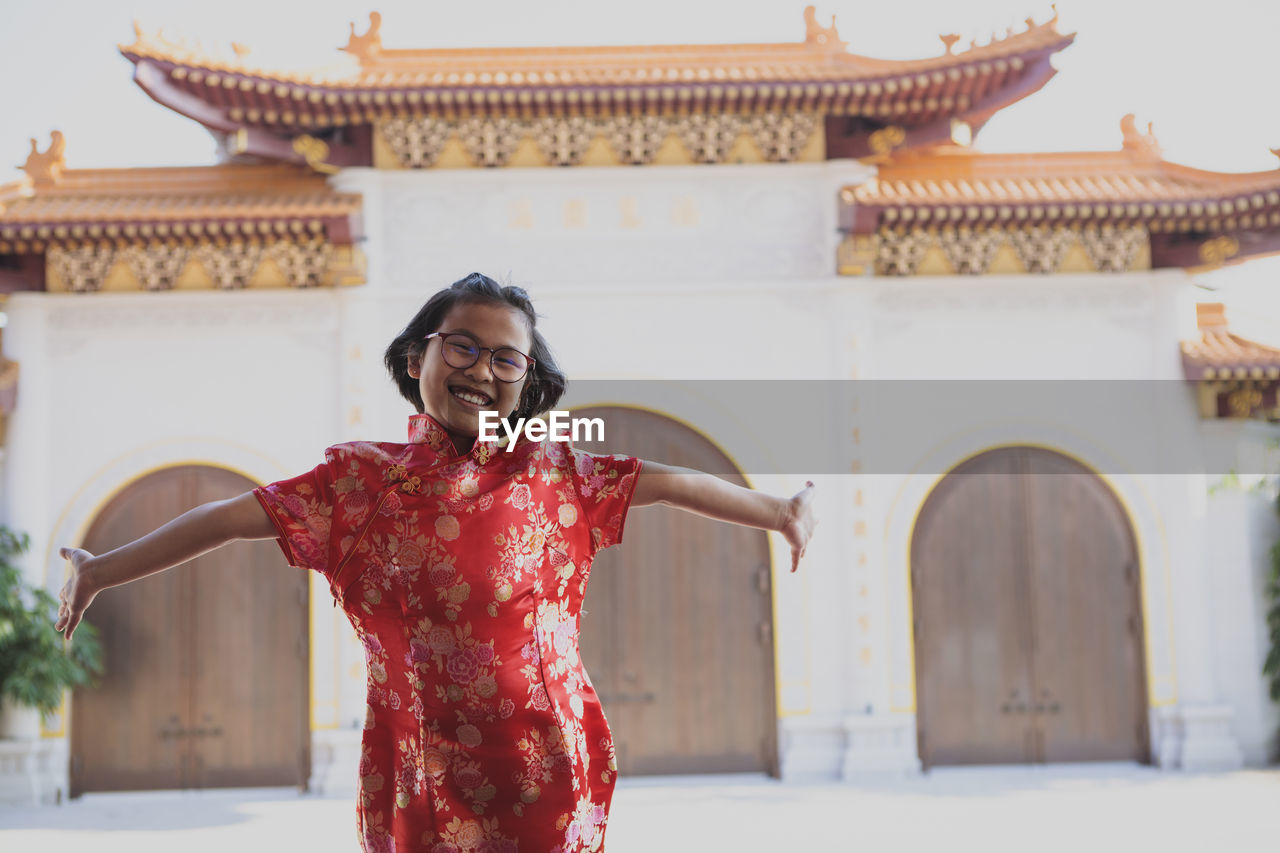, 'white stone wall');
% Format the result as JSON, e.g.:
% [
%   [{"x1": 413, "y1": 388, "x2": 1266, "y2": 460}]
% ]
[{"x1": 3, "y1": 158, "x2": 1275, "y2": 792}]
